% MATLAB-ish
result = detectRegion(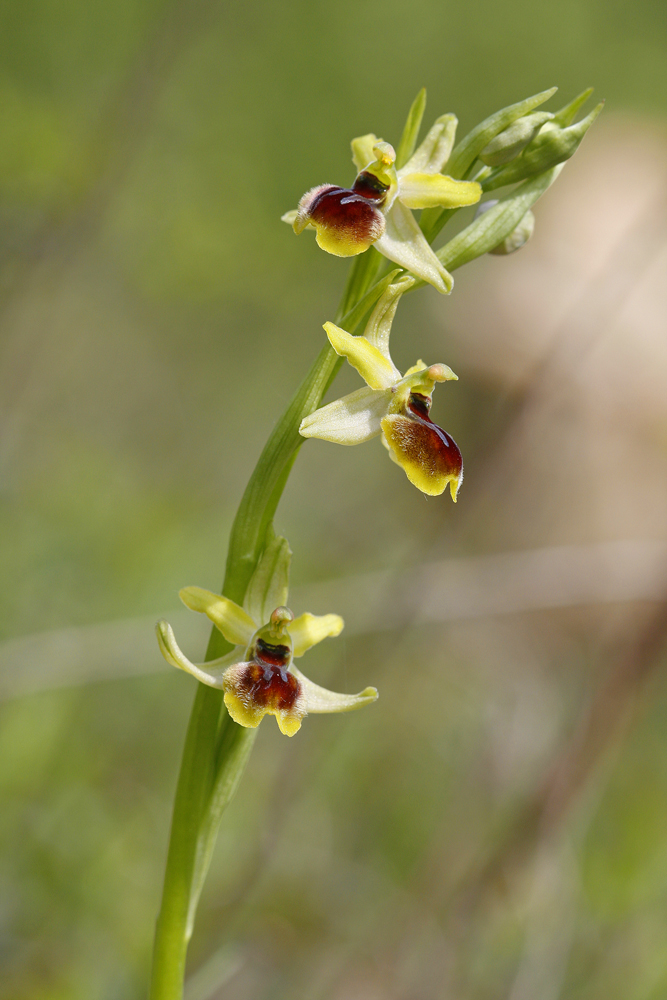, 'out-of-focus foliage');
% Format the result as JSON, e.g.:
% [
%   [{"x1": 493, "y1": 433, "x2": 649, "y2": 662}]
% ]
[{"x1": 1, "y1": 0, "x2": 667, "y2": 997}]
